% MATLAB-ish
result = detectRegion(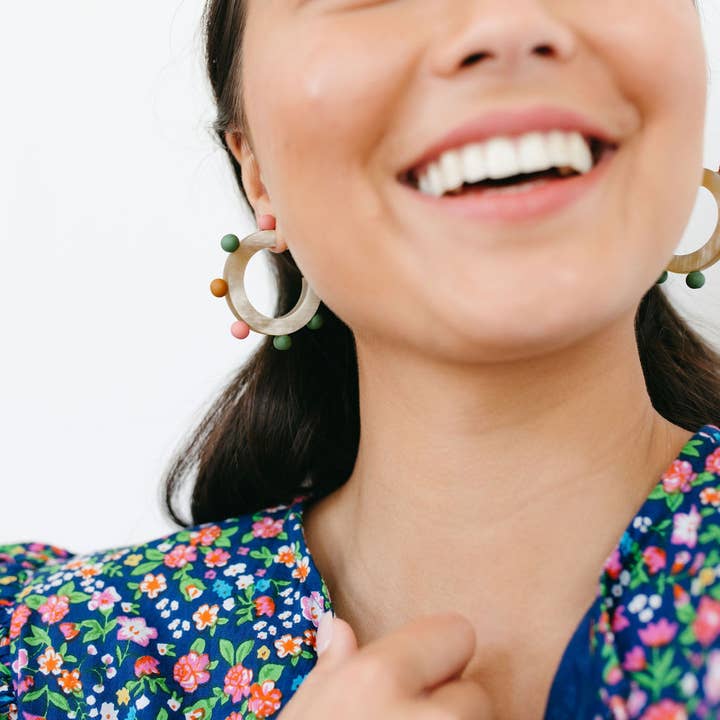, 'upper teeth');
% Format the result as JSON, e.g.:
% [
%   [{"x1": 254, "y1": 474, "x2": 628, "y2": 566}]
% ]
[{"x1": 416, "y1": 130, "x2": 595, "y2": 197}]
